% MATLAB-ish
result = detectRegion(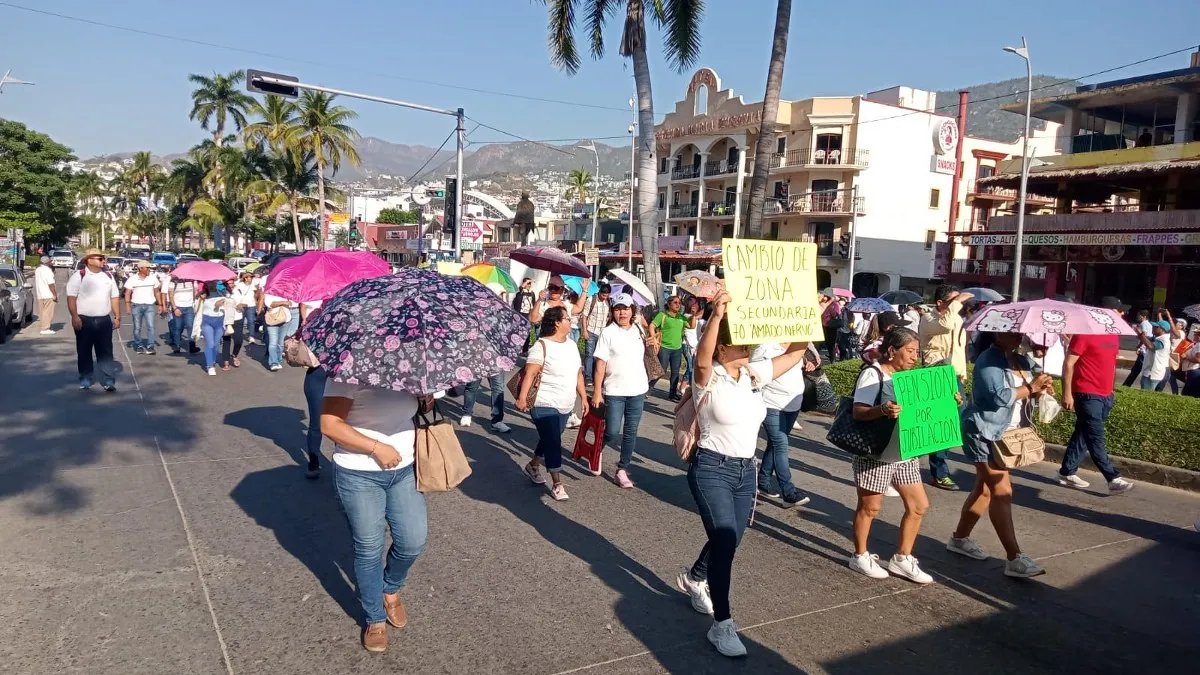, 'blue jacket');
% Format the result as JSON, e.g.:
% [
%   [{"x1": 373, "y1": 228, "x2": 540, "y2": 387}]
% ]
[{"x1": 962, "y1": 346, "x2": 1036, "y2": 441}]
